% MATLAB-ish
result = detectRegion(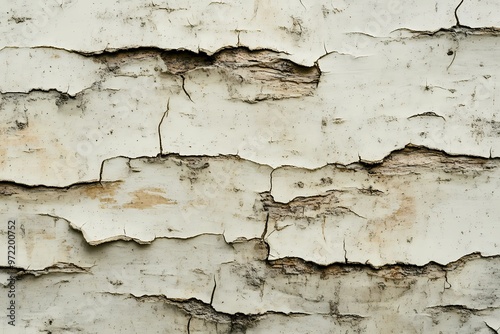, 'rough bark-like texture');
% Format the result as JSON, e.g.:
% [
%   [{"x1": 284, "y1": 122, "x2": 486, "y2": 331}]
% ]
[{"x1": 1, "y1": 1, "x2": 500, "y2": 333}]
